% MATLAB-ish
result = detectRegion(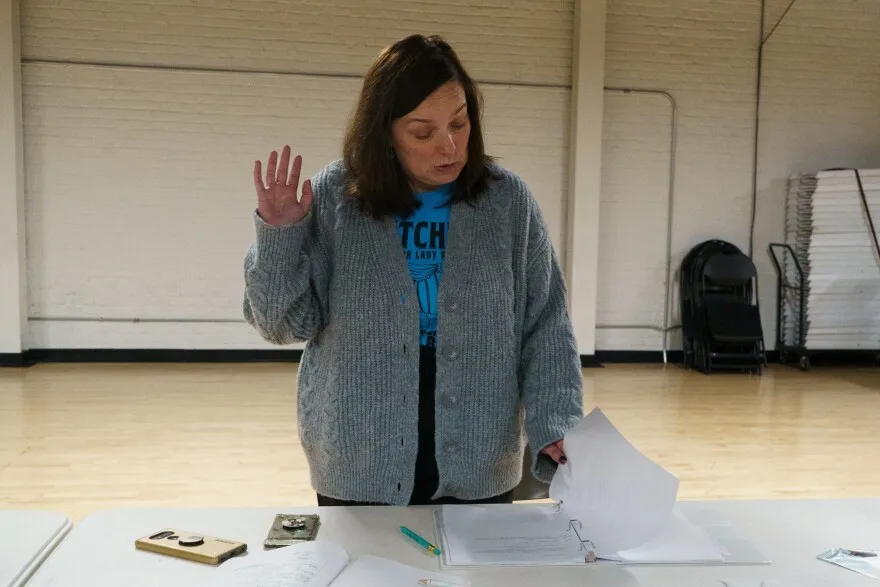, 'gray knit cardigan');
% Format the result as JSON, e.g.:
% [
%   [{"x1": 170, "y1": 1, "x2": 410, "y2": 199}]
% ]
[{"x1": 243, "y1": 159, "x2": 583, "y2": 504}]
